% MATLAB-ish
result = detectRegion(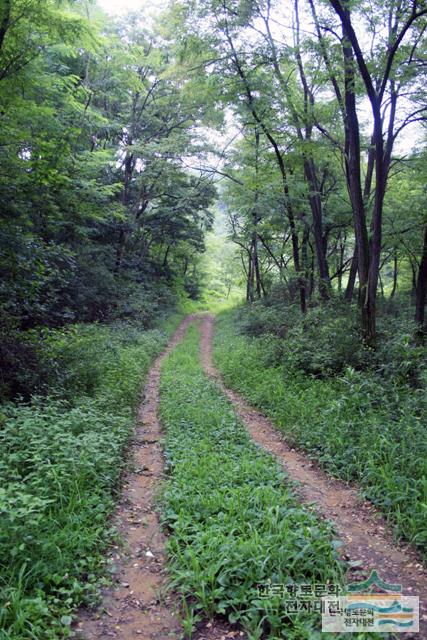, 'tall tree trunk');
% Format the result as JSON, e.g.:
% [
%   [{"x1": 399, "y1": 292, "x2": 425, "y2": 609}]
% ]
[
  {"x1": 163, "y1": 244, "x2": 171, "y2": 268},
  {"x1": 247, "y1": 249, "x2": 254, "y2": 302},
  {"x1": 309, "y1": 248, "x2": 315, "y2": 298},
  {"x1": 379, "y1": 272, "x2": 384, "y2": 298},
  {"x1": 253, "y1": 235, "x2": 262, "y2": 298},
  {"x1": 279, "y1": 1, "x2": 331, "y2": 298},
  {"x1": 365, "y1": 110, "x2": 385, "y2": 344},
  {"x1": 115, "y1": 150, "x2": 134, "y2": 271},
  {"x1": 341, "y1": 15, "x2": 371, "y2": 340},
  {"x1": 224, "y1": 13, "x2": 310, "y2": 310},
  {"x1": 336, "y1": 232, "x2": 346, "y2": 293},
  {"x1": 303, "y1": 158, "x2": 331, "y2": 299},
  {"x1": 329, "y1": 1, "x2": 407, "y2": 345},
  {"x1": 0, "y1": 0, "x2": 11, "y2": 53},
  {"x1": 301, "y1": 225, "x2": 310, "y2": 289},
  {"x1": 253, "y1": 128, "x2": 262, "y2": 299}
]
